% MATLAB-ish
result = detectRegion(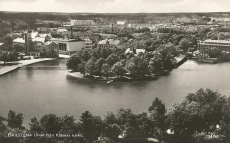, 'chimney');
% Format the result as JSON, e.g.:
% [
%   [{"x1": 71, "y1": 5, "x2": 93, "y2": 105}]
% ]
[
  {"x1": 112, "y1": 24, "x2": 113, "y2": 34},
  {"x1": 70, "y1": 26, "x2": 73, "y2": 39}
]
